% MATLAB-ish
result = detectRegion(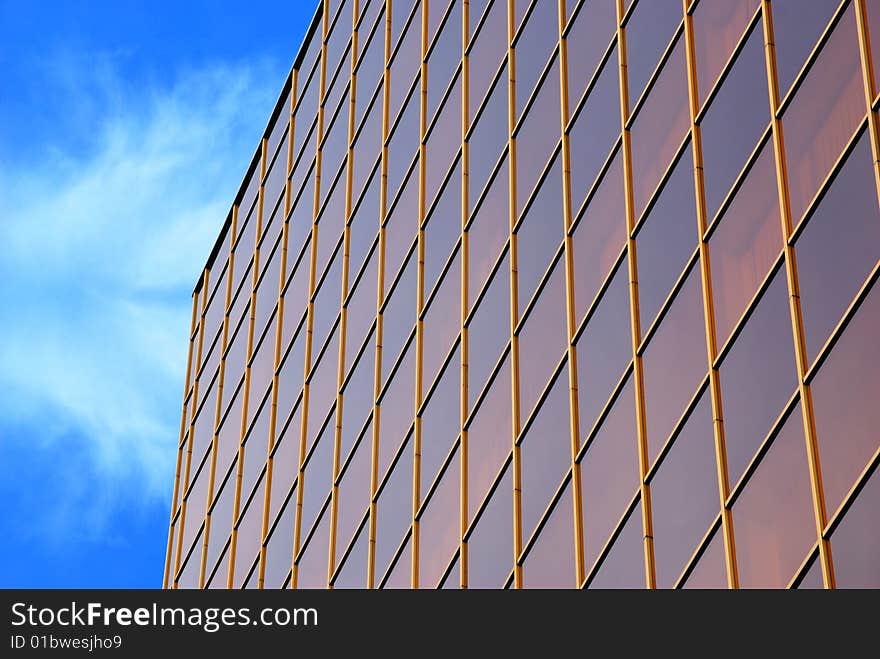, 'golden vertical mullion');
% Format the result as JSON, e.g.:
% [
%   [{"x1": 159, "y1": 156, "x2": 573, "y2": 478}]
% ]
[
  {"x1": 291, "y1": 0, "x2": 332, "y2": 590},
  {"x1": 411, "y1": 0, "x2": 428, "y2": 591},
  {"x1": 328, "y1": 0, "x2": 360, "y2": 588},
  {"x1": 460, "y1": 0, "x2": 470, "y2": 591},
  {"x1": 227, "y1": 138, "x2": 269, "y2": 588},
  {"x1": 681, "y1": 0, "x2": 738, "y2": 590},
  {"x1": 258, "y1": 70, "x2": 299, "y2": 590},
  {"x1": 615, "y1": 0, "x2": 655, "y2": 589},
  {"x1": 506, "y1": 0, "x2": 523, "y2": 590},
  {"x1": 163, "y1": 291, "x2": 199, "y2": 588},
  {"x1": 367, "y1": 0, "x2": 392, "y2": 591},
  {"x1": 854, "y1": 0, "x2": 880, "y2": 212},
  {"x1": 556, "y1": 0, "x2": 586, "y2": 588},
  {"x1": 761, "y1": 0, "x2": 835, "y2": 589},
  {"x1": 173, "y1": 268, "x2": 210, "y2": 587},
  {"x1": 197, "y1": 207, "x2": 240, "y2": 588}
]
